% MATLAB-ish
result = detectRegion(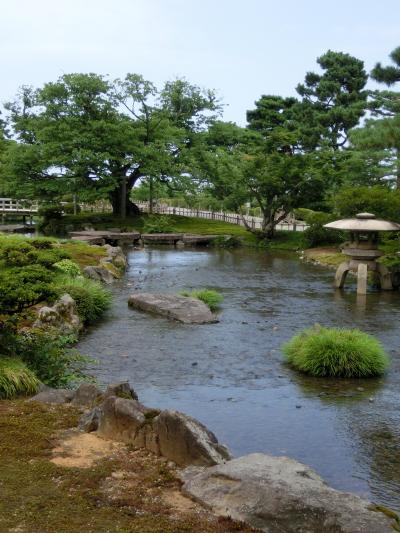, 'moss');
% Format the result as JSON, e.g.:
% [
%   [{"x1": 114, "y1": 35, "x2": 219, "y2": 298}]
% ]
[
  {"x1": 368, "y1": 504, "x2": 400, "y2": 530},
  {"x1": 61, "y1": 241, "x2": 107, "y2": 268},
  {"x1": 0, "y1": 400, "x2": 256, "y2": 532},
  {"x1": 102, "y1": 262, "x2": 123, "y2": 278}
]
